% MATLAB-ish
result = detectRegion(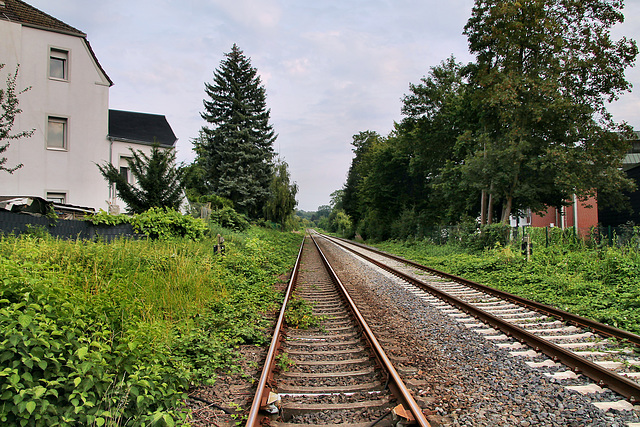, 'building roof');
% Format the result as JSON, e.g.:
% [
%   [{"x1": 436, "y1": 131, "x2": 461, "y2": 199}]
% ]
[
  {"x1": 0, "y1": 0, "x2": 84, "y2": 36},
  {"x1": 0, "y1": 0, "x2": 113, "y2": 86},
  {"x1": 622, "y1": 131, "x2": 640, "y2": 171},
  {"x1": 108, "y1": 110, "x2": 178, "y2": 147}
]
